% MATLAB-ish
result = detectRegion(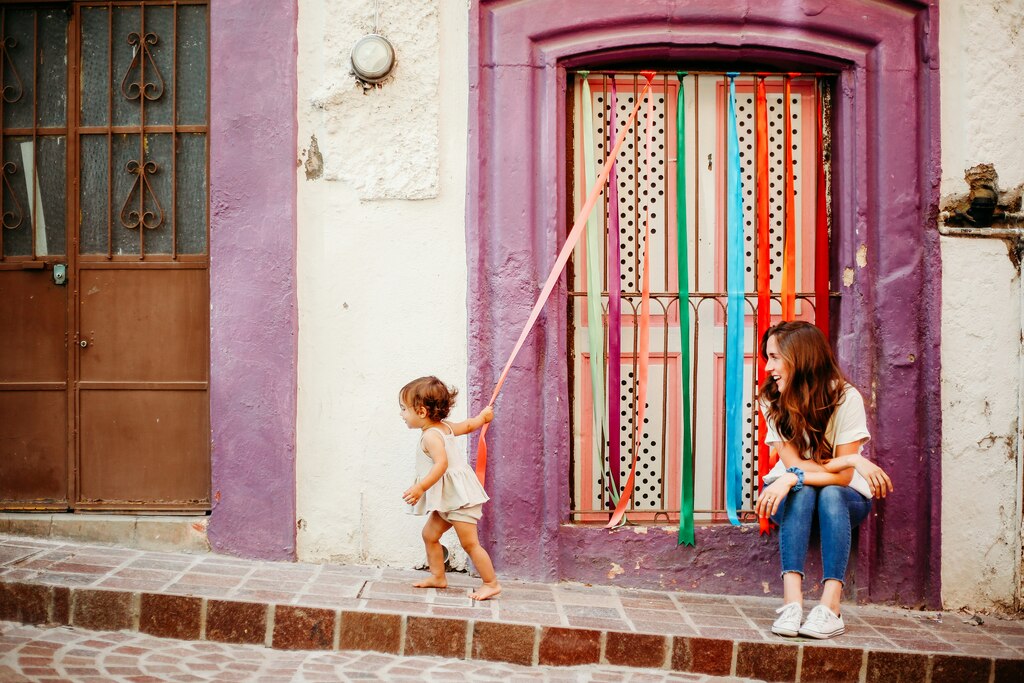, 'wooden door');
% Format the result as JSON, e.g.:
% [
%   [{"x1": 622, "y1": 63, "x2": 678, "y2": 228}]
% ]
[{"x1": 0, "y1": 1, "x2": 210, "y2": 512}]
